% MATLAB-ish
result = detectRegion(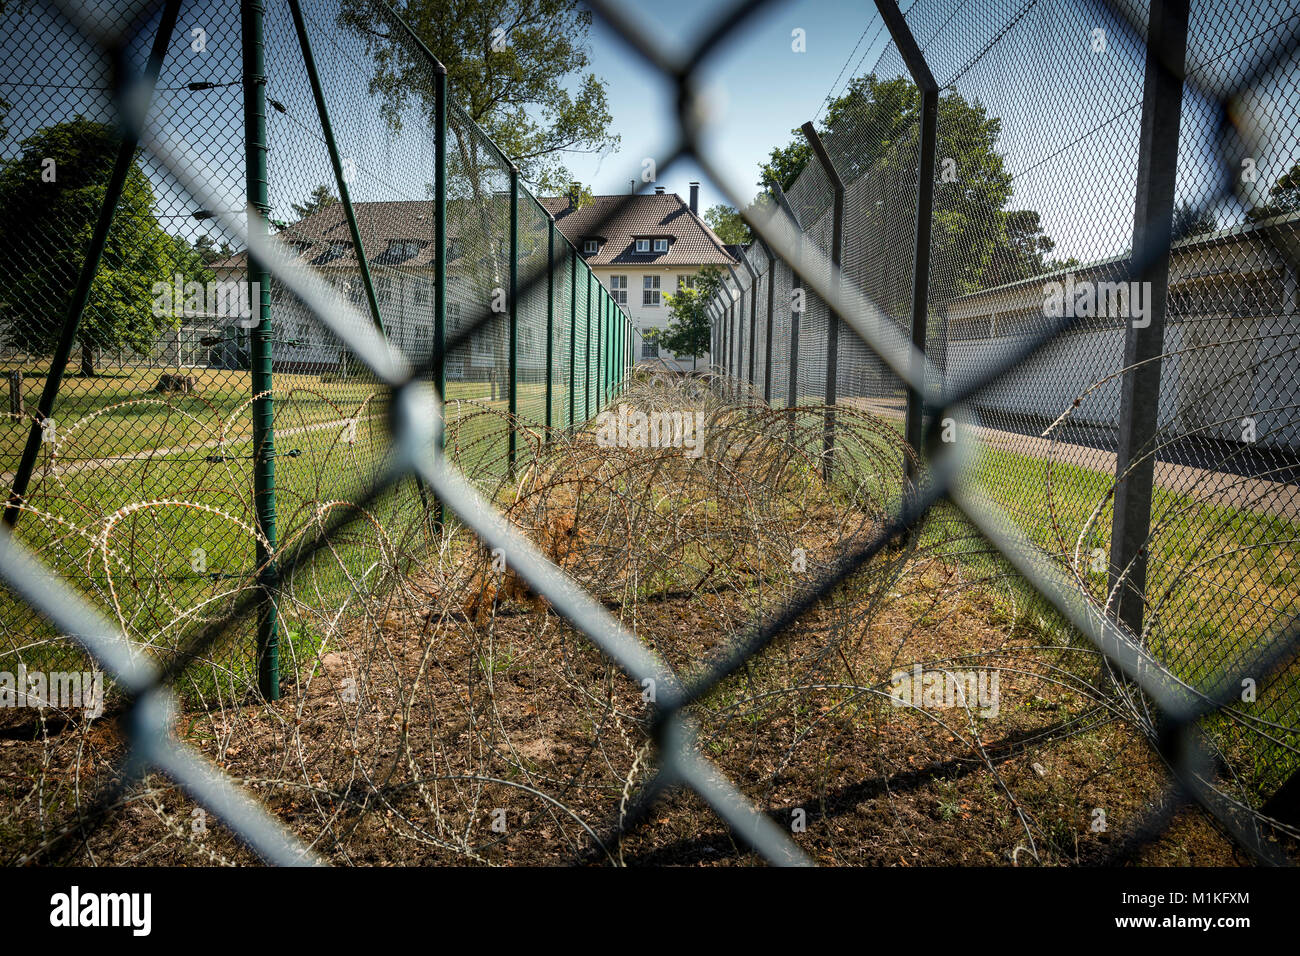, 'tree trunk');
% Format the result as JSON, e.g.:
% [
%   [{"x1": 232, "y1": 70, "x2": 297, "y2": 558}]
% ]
[{"x1": 80, "y1": 340, "x2": 94, "y2": 377}]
